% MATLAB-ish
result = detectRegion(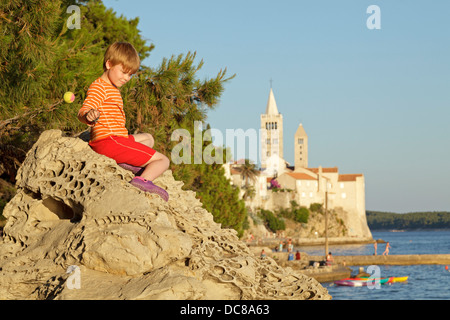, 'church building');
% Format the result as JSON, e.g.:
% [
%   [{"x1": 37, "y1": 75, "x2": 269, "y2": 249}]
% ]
[{"x1": 226, "y1": 88, "x2": 372, "y2": 238}]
